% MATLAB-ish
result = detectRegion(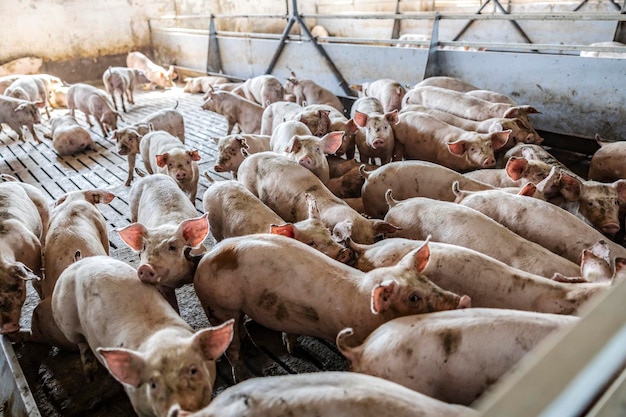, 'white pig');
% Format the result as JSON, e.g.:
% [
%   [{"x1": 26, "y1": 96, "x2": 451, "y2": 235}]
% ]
[
  {"x1": 140, "y1": 130, "x2": 201, "y2": 202},
  {"x1": 212, "y1": 133, "x2": 271, "y2": 178},
  {"x1": 66, "y1": 83, "x2": 122, "y2": 137},
  {"x1": 193, "y1": 234, "x2": 470, "y2": 380},
  {"x1": 462, "y1": 156, "x2": 554, "y2": 188},
  {"x1": 4, "y1": 75, "x2": 50, "y2": 119},
  {"x1": 0, "y1": 95, "x2": 42, "y2": 143},
  {"x1": 359, "y1": 78, "x2": 406, "y2": 113},
  {"x1": 588, "y1": 134, "x2": 626, "y2": 182},
  {"x1": 126, "y1": 51, "x2": 177, "y2": 89},
  {"x1": 183, "y1": 76, "x2": 230, "y2": 93},
  {"x1": 46, "y1": 114, "x2": 96, "y2": 156},
  {"x1": 351, "y1": 97, "x2": 399, "y2": 165},
  {"x1": 337, "y1": 309, "x2": 578, "y2": 405},
  {"x1": 102, "y1": 66, "x2": 150, "y2": 112},
  {"x1": 231, "y1": 74, "x2": 284, "y2": 107},
  {"x1": 283, "y1": 74, "x2": 344, "y2": 112},
  {"x1": 51, "y1": 256, "x2": 234, "y2": 417},
  {"x1": 201, "y1": 90, "x2": 263, "y2": 134}
]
